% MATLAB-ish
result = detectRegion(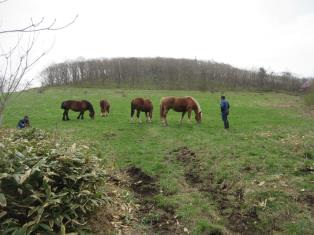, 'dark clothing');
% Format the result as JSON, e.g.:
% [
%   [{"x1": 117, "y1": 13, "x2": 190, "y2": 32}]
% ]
[
  {"x1": 220, "y1": 100, "x2": 230, "y2": 114},
  {"x1": 221, "y1": 112, "x2": 229, "y2": 129},
  {"x1": 17, "y1": 118, "x2": 30, "y2": 129},
  {"x1": 220, "y1": 100, "x2": 230, "y2": 129}
]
